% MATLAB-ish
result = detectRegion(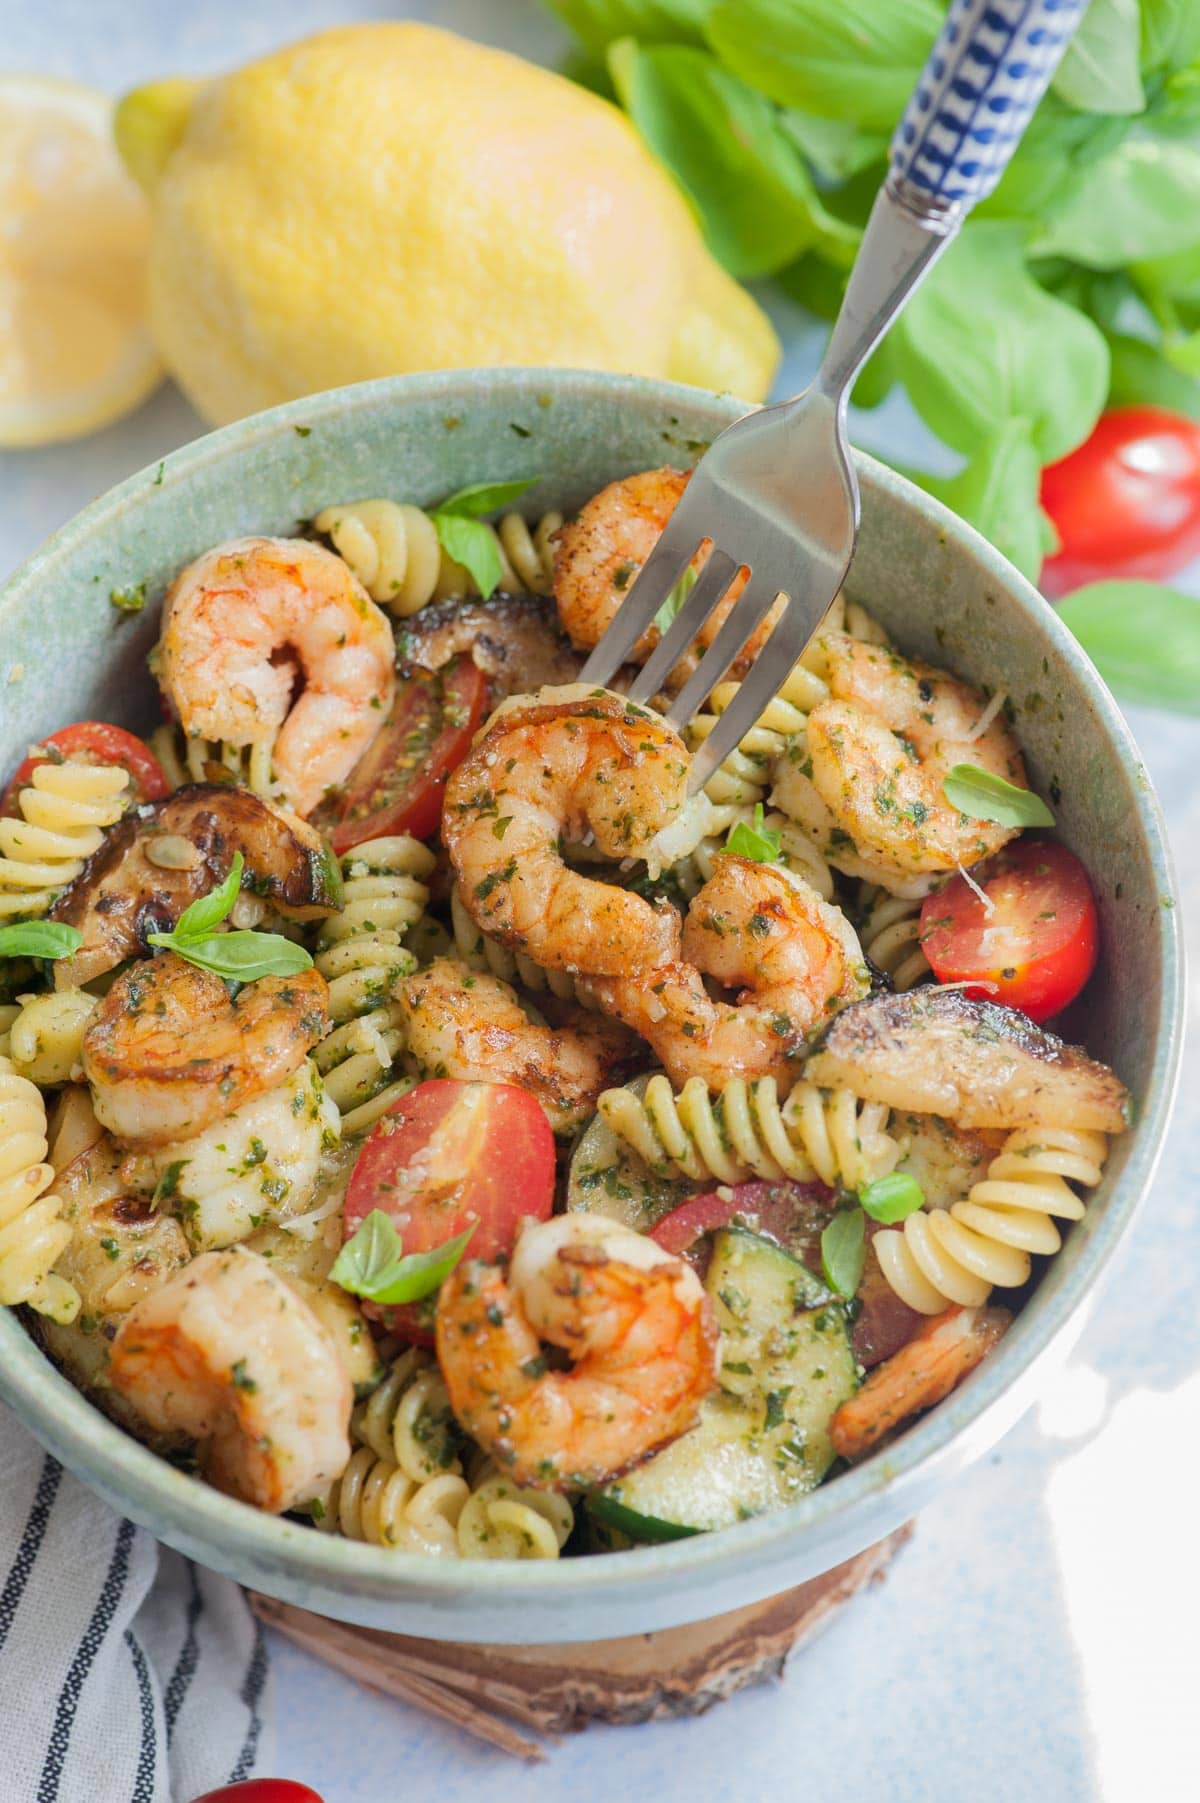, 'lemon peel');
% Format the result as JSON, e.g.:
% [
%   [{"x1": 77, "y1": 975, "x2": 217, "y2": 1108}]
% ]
[
  {"x1": 0, "y1": 74, "x2": 163, "y2": 446},
  {"x1": 120, "y1": 24, "x2": 779, "y2": 426}
]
